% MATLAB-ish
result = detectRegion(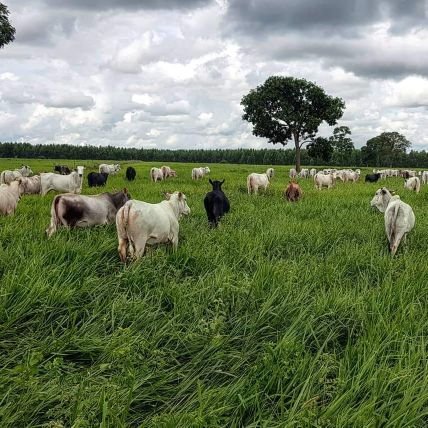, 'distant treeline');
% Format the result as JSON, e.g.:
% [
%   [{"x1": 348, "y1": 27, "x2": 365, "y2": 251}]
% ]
[{"x1": 1, "y1": 141, "x2": 428, "y2": 167}]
